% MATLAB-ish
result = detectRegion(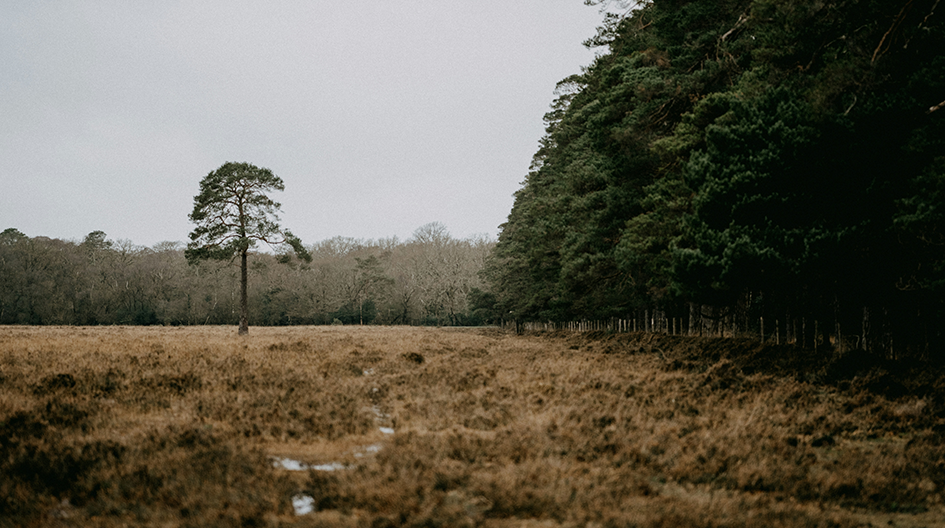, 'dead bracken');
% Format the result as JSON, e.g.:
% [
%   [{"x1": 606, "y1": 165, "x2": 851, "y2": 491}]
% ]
[{"x1": 0, "y1": 325, "x2": 943, "y2": 527}]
